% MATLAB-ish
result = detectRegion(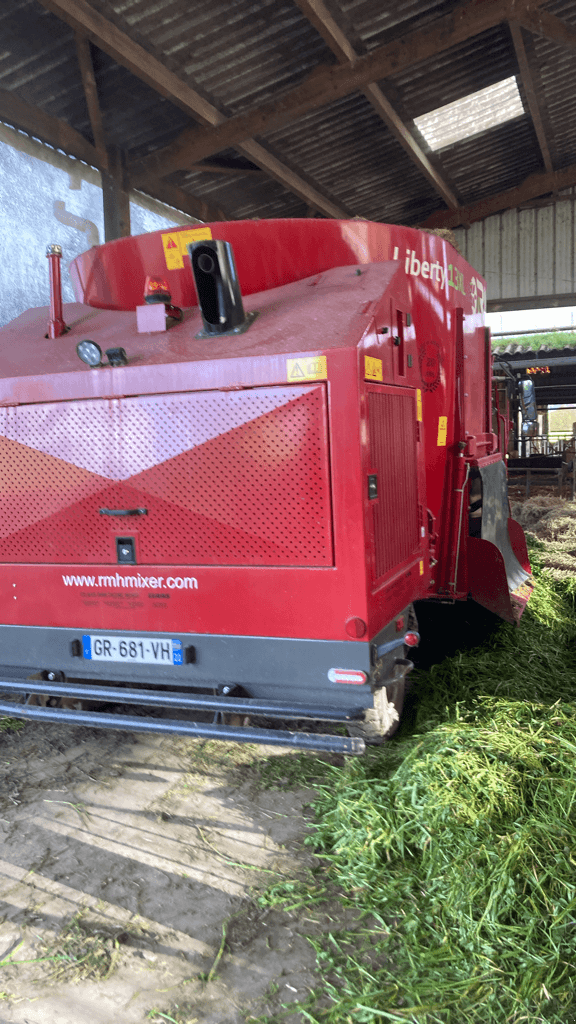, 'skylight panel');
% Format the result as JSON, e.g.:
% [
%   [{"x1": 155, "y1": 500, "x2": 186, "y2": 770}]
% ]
[{"x1": 414, "y1": 77, "x2": 524, "y2": 151}]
